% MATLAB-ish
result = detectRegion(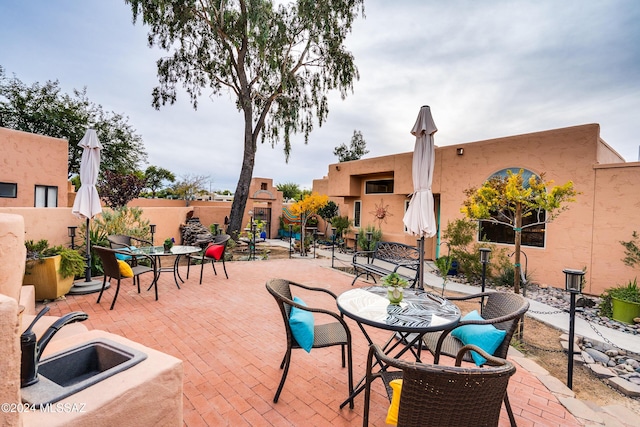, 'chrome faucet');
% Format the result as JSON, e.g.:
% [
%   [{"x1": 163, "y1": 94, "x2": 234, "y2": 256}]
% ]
[{"x1": 20, "y1": 306, "x2": 89, "y2": 387}]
